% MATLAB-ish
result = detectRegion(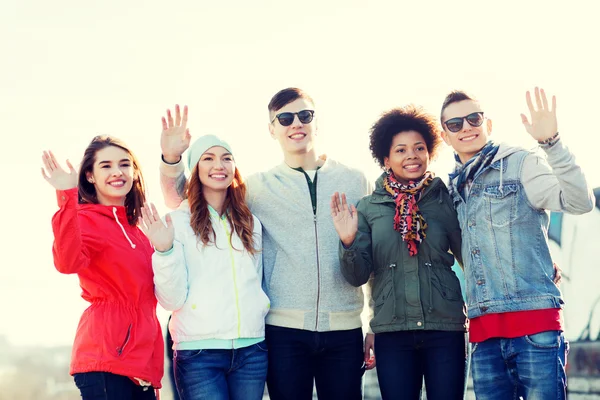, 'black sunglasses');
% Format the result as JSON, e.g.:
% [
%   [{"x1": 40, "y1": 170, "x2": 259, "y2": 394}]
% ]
[
  {"x1": 443, "y1": 112, "x2": 485, "y2": 133},
  {"x1": 271, "y1": 109, "x2": 315, "y2": 127}
]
